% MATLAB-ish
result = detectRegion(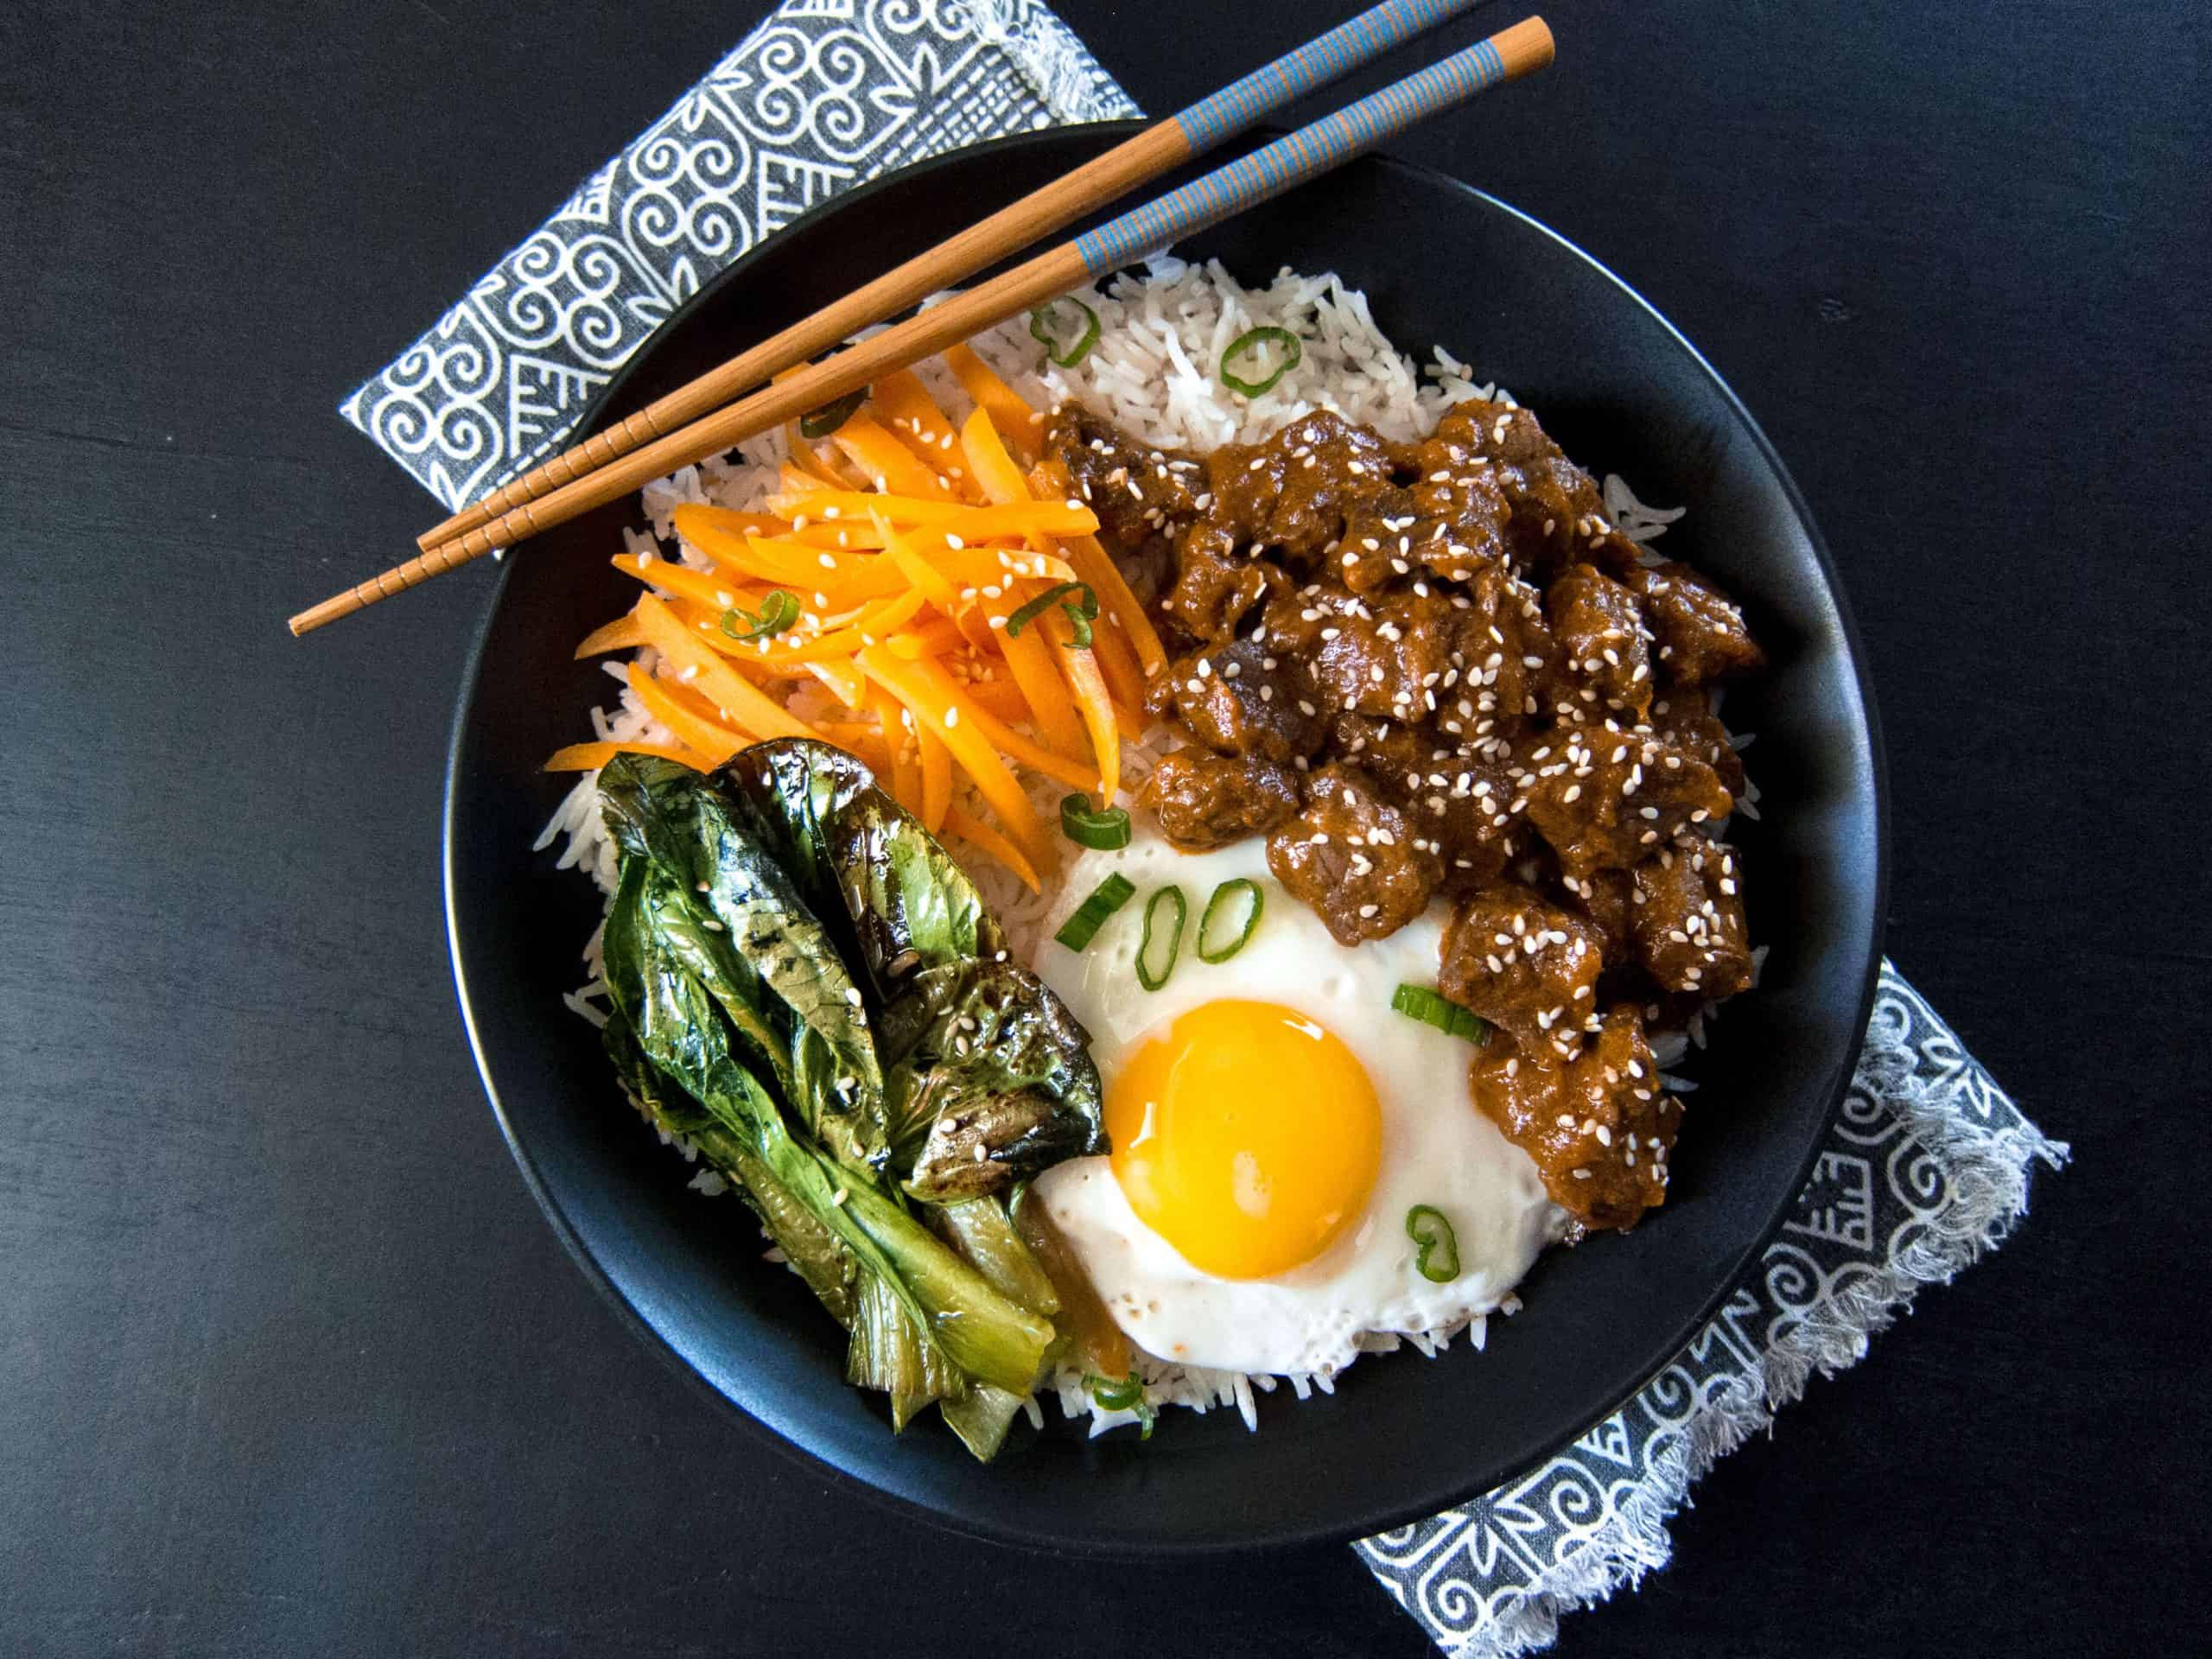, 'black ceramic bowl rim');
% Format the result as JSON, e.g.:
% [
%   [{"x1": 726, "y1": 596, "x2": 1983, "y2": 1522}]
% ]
[{"x1": 443, "y1": 123, "x2": 1888, "y2": 1555}]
